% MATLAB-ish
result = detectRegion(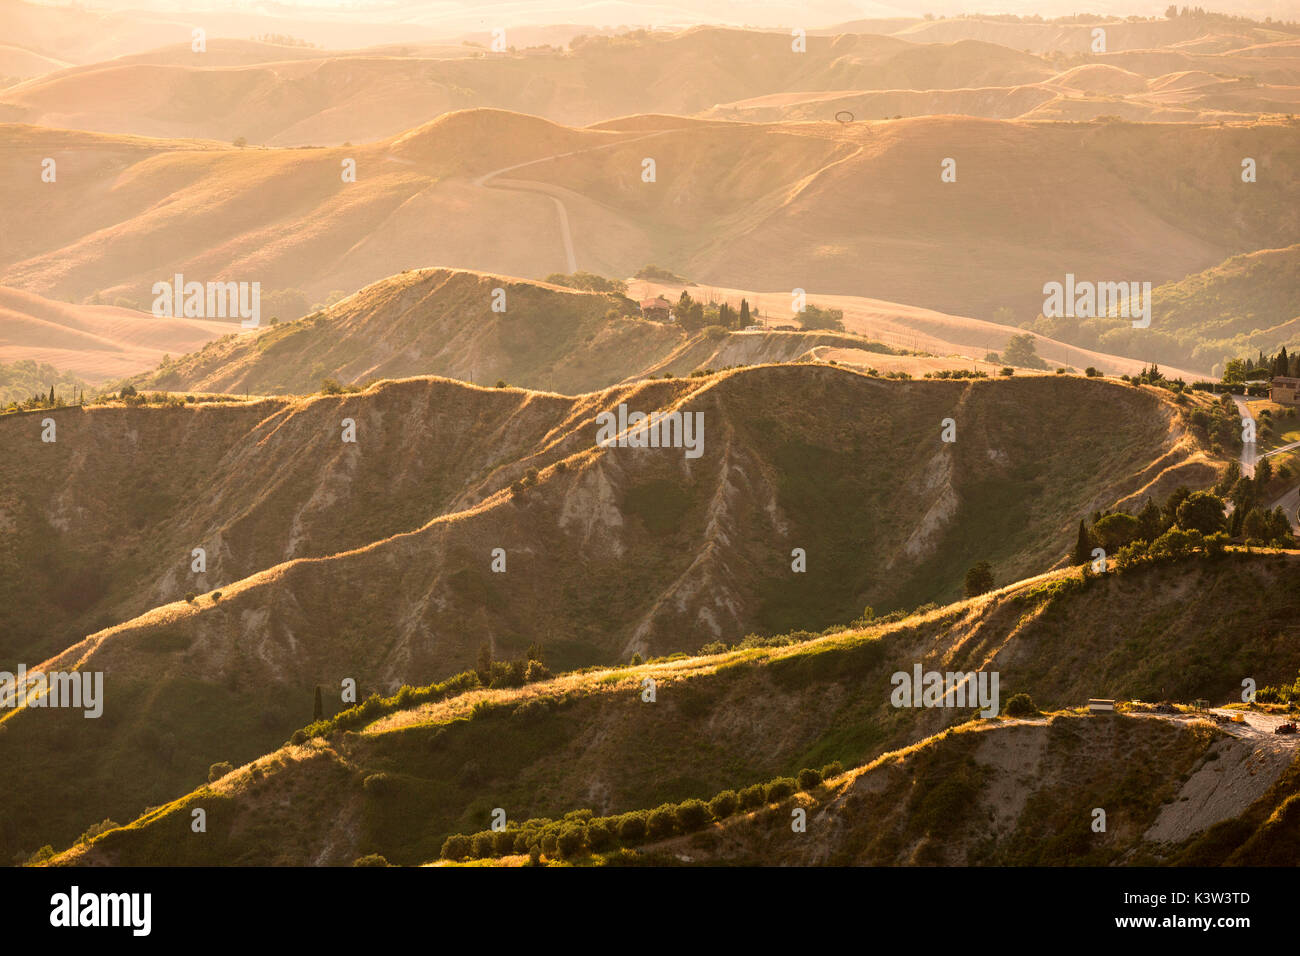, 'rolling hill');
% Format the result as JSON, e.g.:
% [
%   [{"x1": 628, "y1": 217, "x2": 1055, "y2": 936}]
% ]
[
  {"x1": 0, "y1": 285, "x2": 234, "y2": 382},
  {"x1": 1028, "y1": 244, "x2": 1300, "y2": 375},
  {"x1": 2, "y1": 111, "x2": 1298, "y2": 335},
  {"x1": 128, "y1": 268, "x2": 904, "y2": 396},
  {"x1": 0, "y1": 367, "x2": 1218, "y2": 862},
  {"x1": 37, "y1": 550, "x2": 1300, "y2": 867},
  {"x1": 0, "y1": 29, "x2": 1057, "y2": 144}
]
